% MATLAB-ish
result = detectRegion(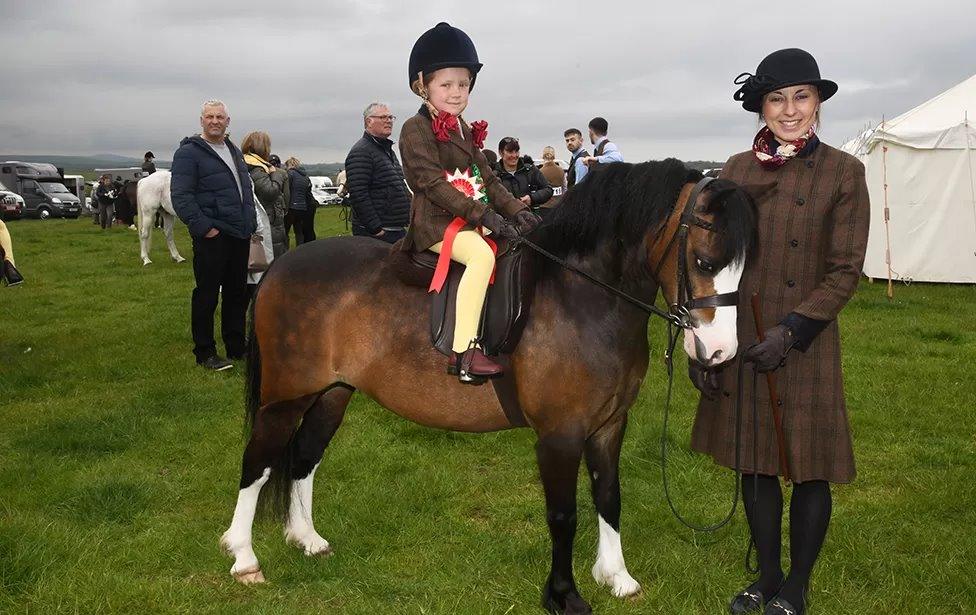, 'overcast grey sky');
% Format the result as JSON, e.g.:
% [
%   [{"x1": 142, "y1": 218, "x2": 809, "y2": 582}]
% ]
[{"x1": 4, "y1": 0, "x2": 974, "y2": 164}]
